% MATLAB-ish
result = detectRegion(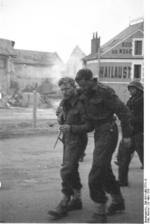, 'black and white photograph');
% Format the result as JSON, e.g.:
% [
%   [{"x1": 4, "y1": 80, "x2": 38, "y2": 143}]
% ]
[{"x1": 0, "y1": 0, "x2": 147, "y2": 223}]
